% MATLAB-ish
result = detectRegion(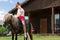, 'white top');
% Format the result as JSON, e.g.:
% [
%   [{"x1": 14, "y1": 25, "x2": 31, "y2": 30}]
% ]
[{"x1": 16, "y1": 8, "x2": 24, "y2": 17}]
